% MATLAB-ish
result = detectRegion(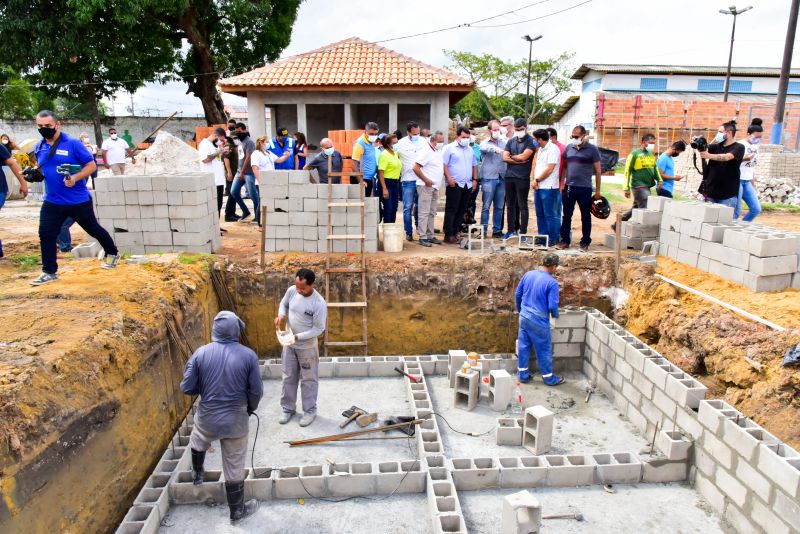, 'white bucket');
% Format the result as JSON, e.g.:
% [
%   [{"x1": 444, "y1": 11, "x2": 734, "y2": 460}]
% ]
[{"x1": 382, "y1": 223, "x2": 404, "y2": 253}]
